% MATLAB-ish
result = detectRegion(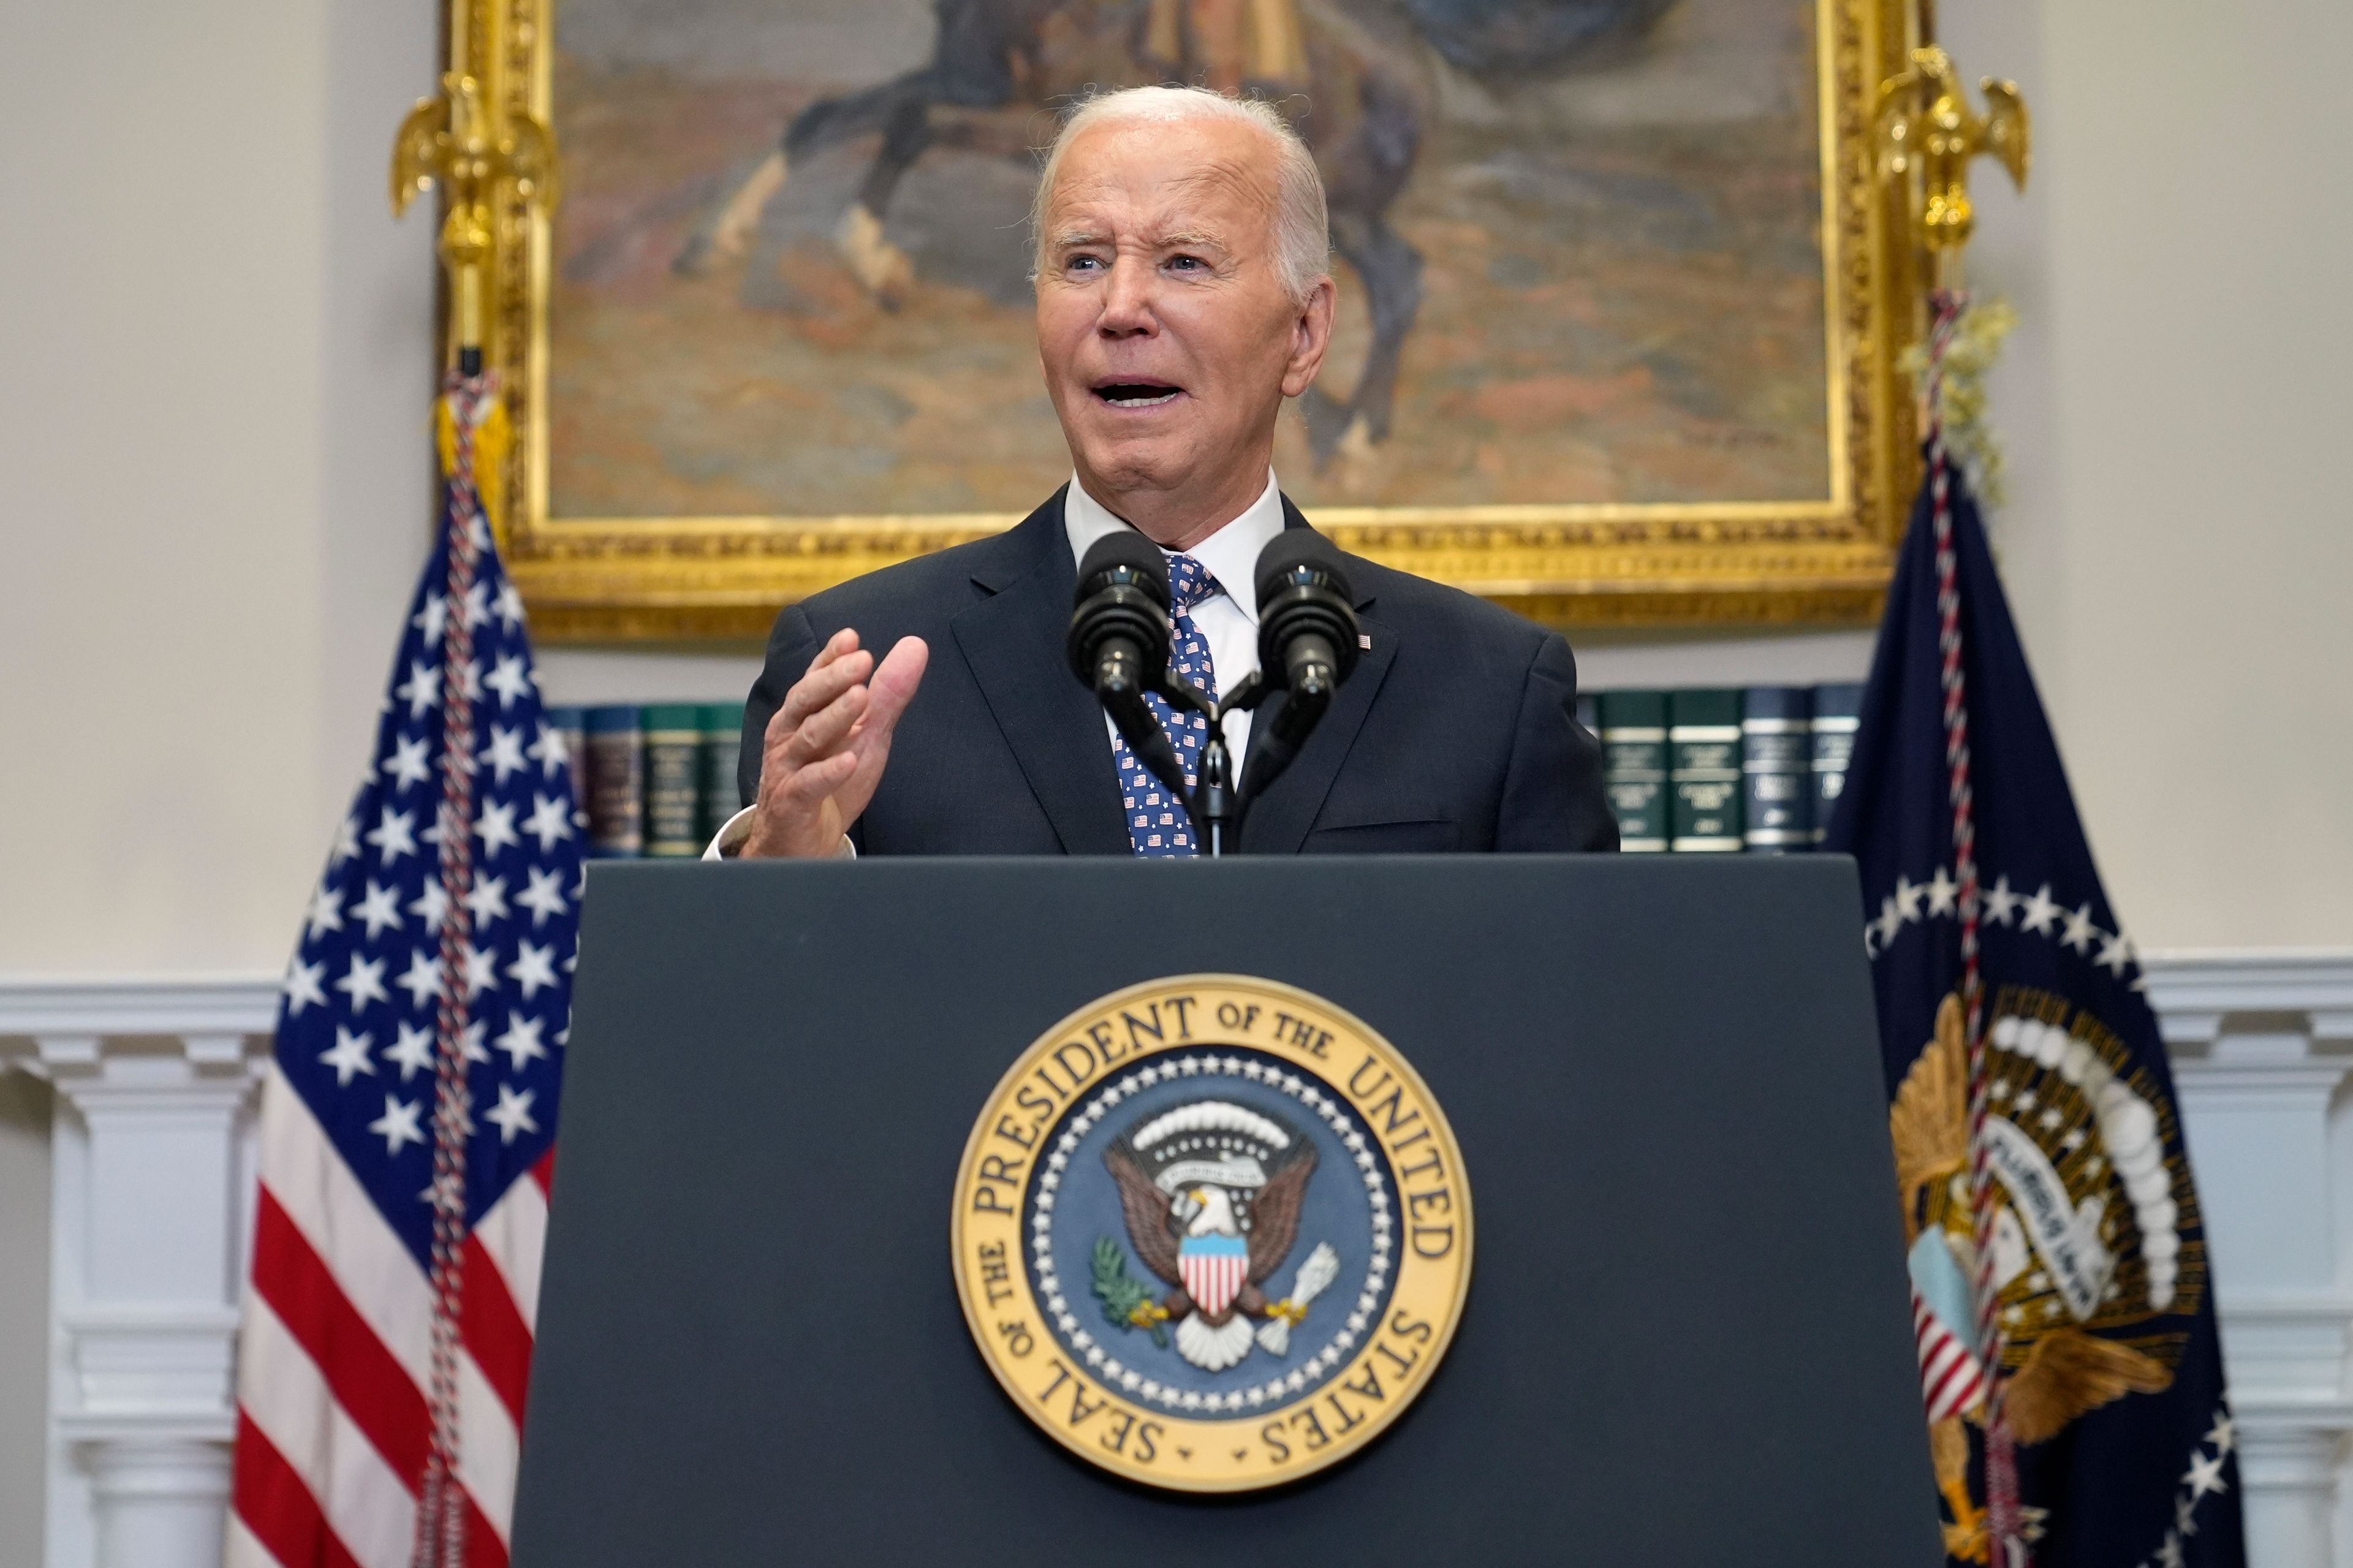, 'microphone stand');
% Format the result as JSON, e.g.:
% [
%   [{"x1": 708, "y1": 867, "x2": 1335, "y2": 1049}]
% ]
[
  {"x1": 1154, "y1": 670, "x2": 1271, "y2": 859},
  {"x1": 1100, "y1": 540, "x2": 1358, "y2": 858}
]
